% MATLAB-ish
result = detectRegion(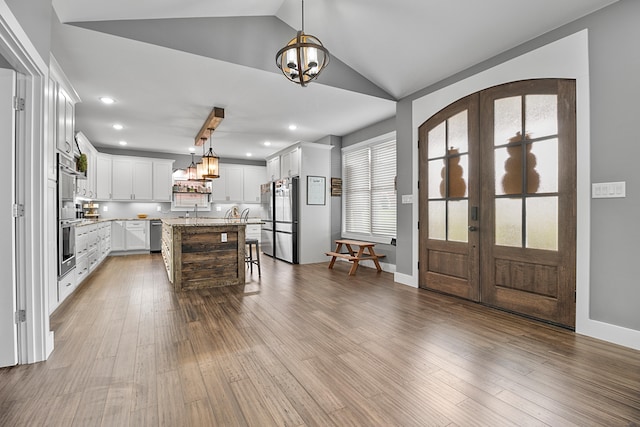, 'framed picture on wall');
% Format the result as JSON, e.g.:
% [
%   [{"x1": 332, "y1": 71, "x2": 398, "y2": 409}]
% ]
[{"x1": 307, "y1": 176, "x2": 326, "y2": 205}]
